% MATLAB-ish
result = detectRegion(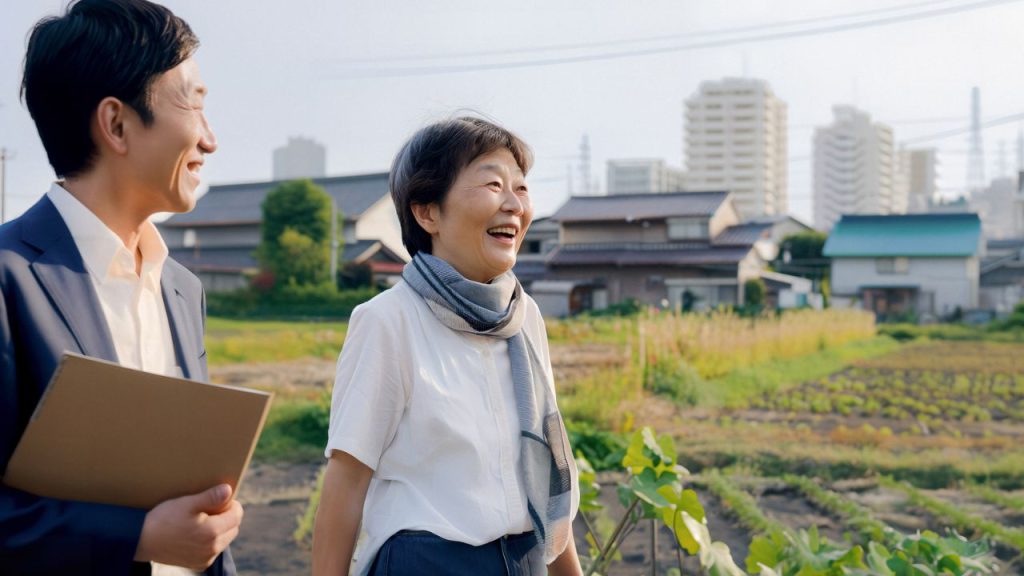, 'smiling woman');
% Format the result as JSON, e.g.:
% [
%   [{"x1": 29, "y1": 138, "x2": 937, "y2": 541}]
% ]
[{"x1": 312, "y1": 117, "x2": 583, "y2": 576}]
